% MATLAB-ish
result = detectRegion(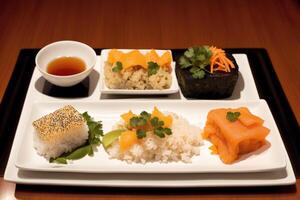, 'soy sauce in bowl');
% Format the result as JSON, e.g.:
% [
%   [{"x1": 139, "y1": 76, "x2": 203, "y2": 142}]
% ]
[
  {"x1": 36, "y1": 40, "x2": 96, "y2": 87},
  {"x1": 47, "y1": 57, "x2": 86, "y2": 76}
]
